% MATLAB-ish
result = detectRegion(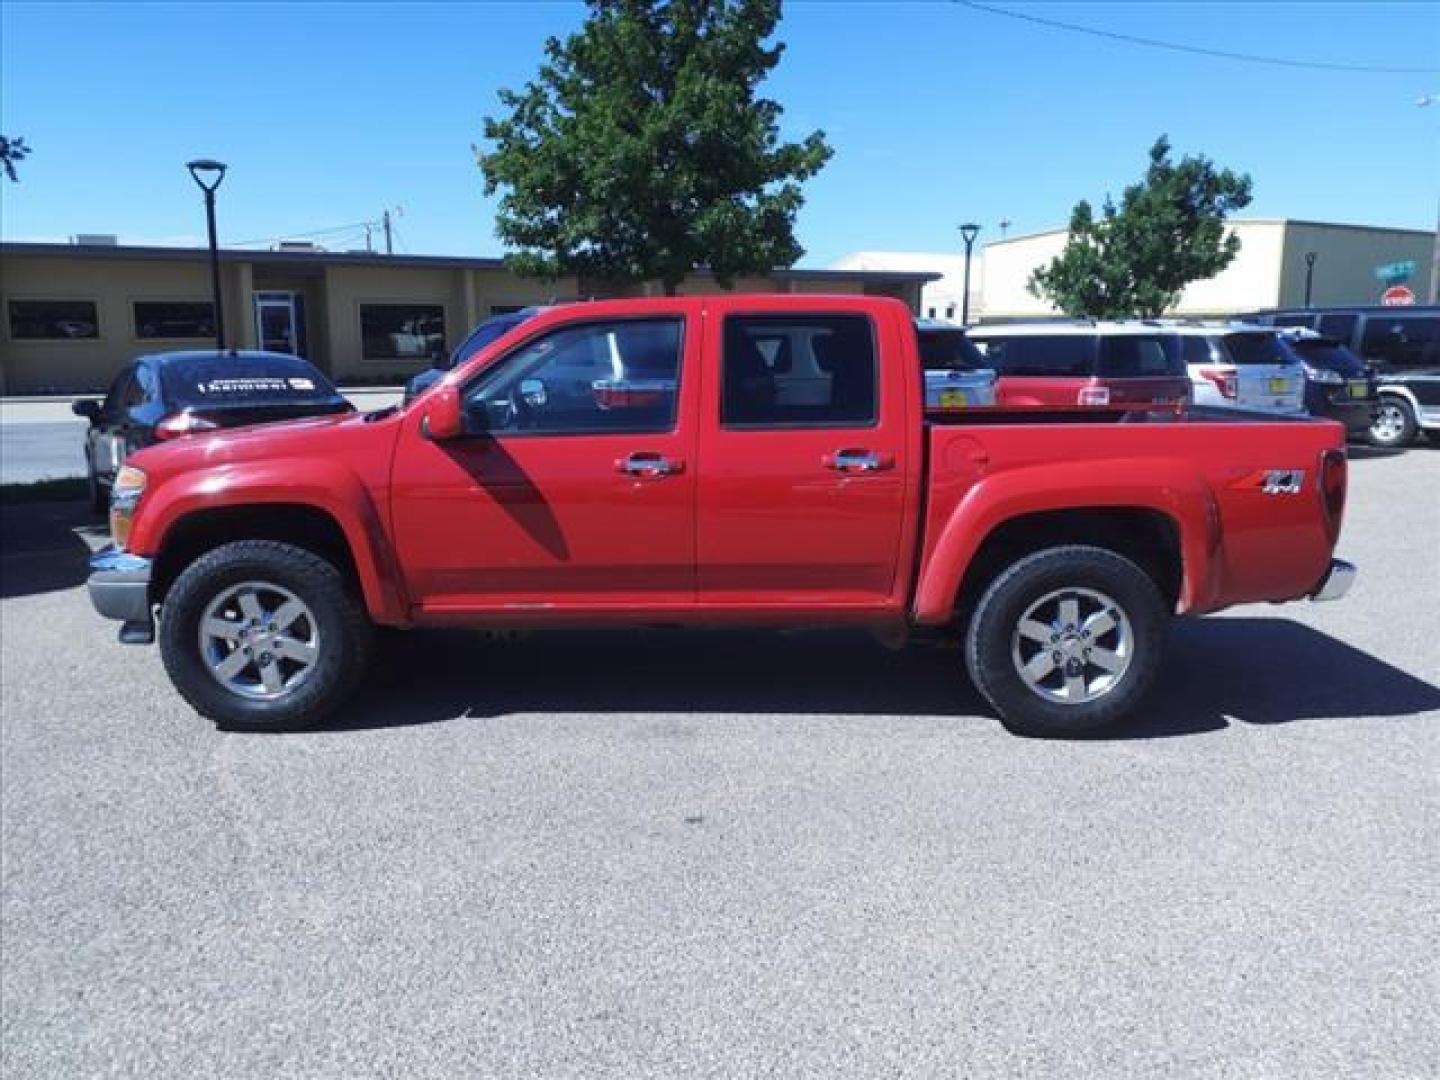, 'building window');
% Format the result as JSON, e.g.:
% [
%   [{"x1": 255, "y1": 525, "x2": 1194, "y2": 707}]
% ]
[
  {"x1": 945, "y1": 306, "x2": 956, "y2": 319},
  {"x1": 8, "y1": 299, "x2": 100, "y2": 340},
  {"x1": 360, "y1": 303, "x2": 446, "y2": 360},
  {"x1": 927, "y1": 307, "x2": 937, "y2": 318},
  {"x1": 133, "y1": 300, "x2": 215, "y2": 340}
]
